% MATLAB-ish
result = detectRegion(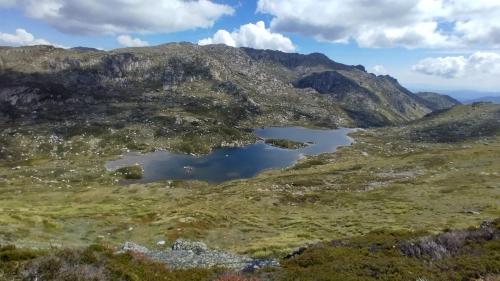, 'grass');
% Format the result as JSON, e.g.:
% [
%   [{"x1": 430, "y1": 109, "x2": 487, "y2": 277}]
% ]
[
  {"x1": 1, "y1": 221, "x2": 498, "y2": 280},
  {"x1": 1, "y1": 104, "x2": 499, "y2": 259},
  {"x1": 0, "y1": 123, "x2": 499, "y2": 258}
]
